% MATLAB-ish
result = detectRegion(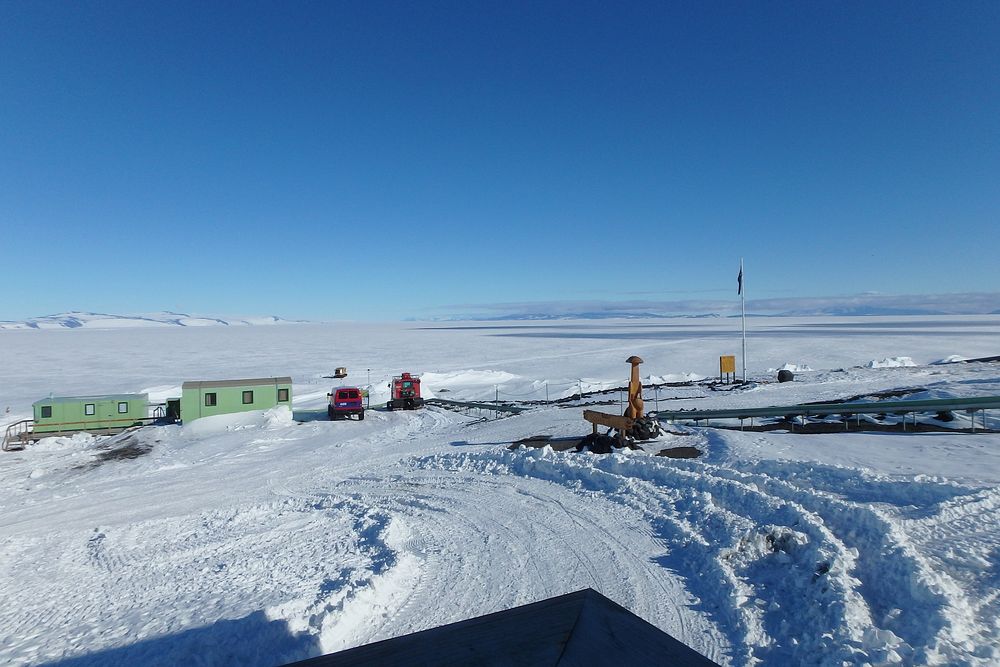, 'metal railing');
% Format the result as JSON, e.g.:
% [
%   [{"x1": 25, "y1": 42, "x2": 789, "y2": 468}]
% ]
[
  {"x1": 655, "y1": 395, "x2": 1000, "y2": 431},
  {"x1": 2, "y1": 419, "x2": 33, "y2": 451},
  {"x1": 2, "y1": 412, "x2": 170, "y2": 452}
]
